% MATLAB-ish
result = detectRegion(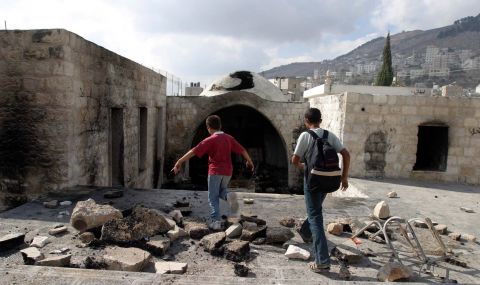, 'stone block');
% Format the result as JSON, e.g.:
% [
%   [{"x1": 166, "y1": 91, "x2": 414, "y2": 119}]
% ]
[
  {"x1": 145, "y1": 236, "x2": 170, "y2": 256},
  {"x1": 70, "y1": 198, "x2": 122, "y2": 232},
  {"x1": 224, "y1": 240, "x2": 250, "y2": 262},
  {"x1": 31, "y1": 236, "x2": 50, "y2": 248},
  {"x1": 154, "y1": 261, "x2": 187, "y2": 274},
  {"x1": 285, "y1": 245, "x2": 310, "y2": 260},
  {"x1": 20, "y1": 247, "x2": 44, "y2": 265},
  {"x1": 103, "y1": 246, "x2": 151, "y2": 272},
  {"x1": 201, "y1": 232, "x2": 226, "y2": 254},
  {"x1": 327, "y1": 223, "x2": 343, "y2": 235},
  {"x1": 0, "y1": 233, "x2": 25, "y2": 252},
  {"x1": 184, "y1": 221, "x2": 209, "y2": 240},
  {"x1": 226, "y1": 223, "x2": 243, "y2": 238},
  {"x1": 36, "y1": 254, "x2": 71, "y2": 267},
  {"x1": 266, "y1": 227, "x2": 294, "y2": 244},
  {"x1": 377, "y1": 262, "x2": 413, "y2": 282},
  {"x1": 373, "y1": 201, "x2": 390, "y2": 219}
]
